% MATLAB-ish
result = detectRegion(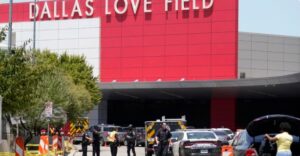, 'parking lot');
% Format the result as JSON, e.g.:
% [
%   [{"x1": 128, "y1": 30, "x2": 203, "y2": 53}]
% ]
[{"x1": 71, "y1": 145, "x2": 145, "y2": 156}]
